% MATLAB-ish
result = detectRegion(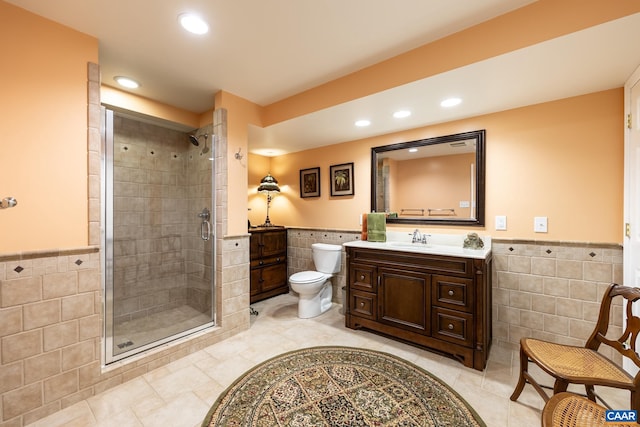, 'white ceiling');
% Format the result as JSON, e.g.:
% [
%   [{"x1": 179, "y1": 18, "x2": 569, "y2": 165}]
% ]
[{"x1": 7, "y1": 0, "x2": 640, "y2": 155}]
